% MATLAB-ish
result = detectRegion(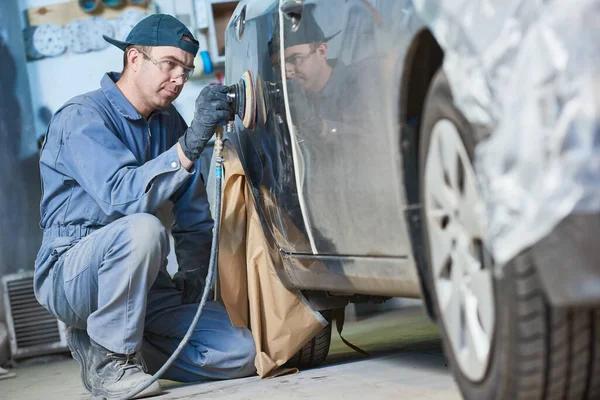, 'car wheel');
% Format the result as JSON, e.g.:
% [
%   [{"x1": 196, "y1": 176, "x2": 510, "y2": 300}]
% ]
[
  {"x1": 419, "y1": 71, "x2": 600, "y2": 399},
  {"x1": 285, "y1": 310, "x2": 332, "y2": 369}
]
